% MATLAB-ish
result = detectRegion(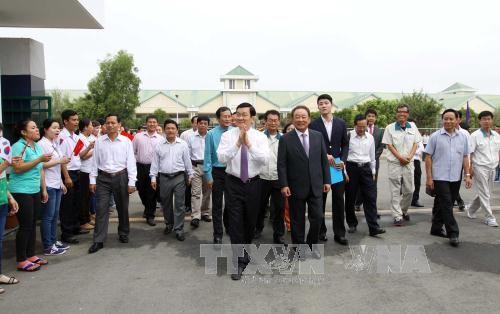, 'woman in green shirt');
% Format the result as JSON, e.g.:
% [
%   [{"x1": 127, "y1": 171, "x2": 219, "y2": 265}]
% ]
[{"x1": 10, "y1": 119, "x2": 51, "y2": 272}]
